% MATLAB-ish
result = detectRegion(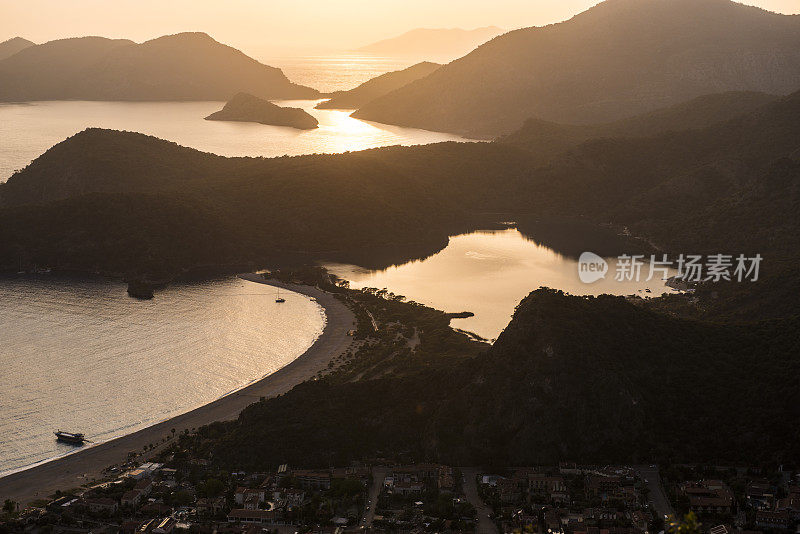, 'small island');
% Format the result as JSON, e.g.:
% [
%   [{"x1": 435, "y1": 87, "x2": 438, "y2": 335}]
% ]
[{"x1": 205, "y1": 93, "x2": 318, "y2": 130}]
